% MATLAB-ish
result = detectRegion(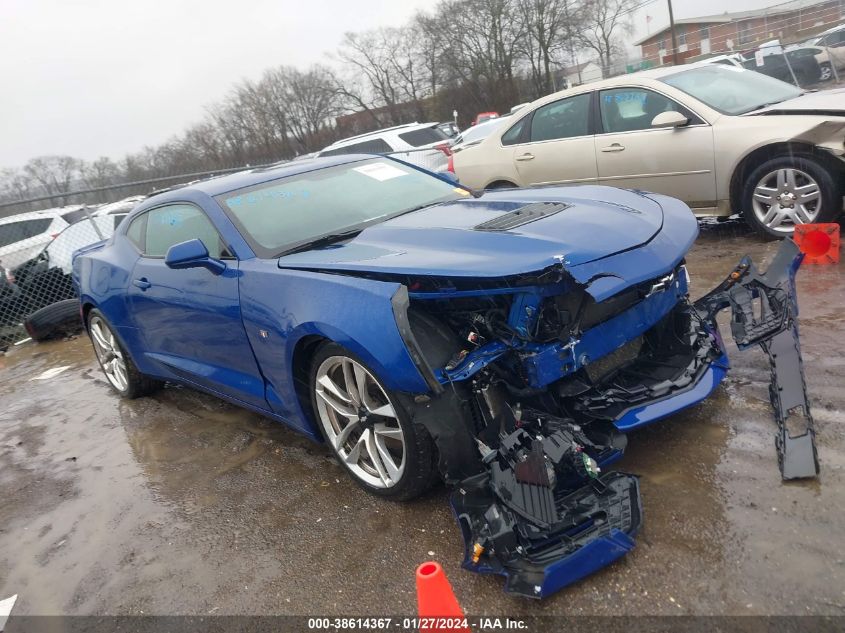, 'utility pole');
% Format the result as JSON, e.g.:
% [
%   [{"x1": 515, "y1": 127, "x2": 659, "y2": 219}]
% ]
[{"x1": 667, "y1": 0, "x2": 679, "y2": 65}]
